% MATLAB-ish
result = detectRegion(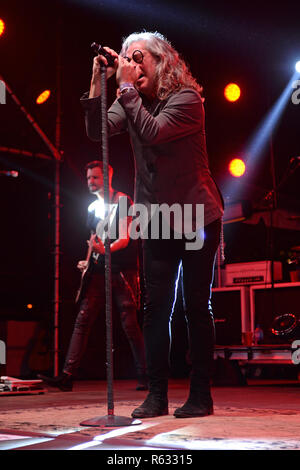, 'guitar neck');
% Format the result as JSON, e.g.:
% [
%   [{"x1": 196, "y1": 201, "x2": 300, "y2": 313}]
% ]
[{"x1": 86, "y1": 234, "x2": 95, "y2": 262}]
